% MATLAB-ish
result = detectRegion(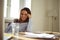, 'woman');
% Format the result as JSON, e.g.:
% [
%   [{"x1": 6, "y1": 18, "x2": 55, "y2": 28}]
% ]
[{"x1": 5, "y1": 7, "x2": 32, "y2": 33}]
